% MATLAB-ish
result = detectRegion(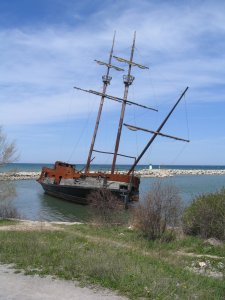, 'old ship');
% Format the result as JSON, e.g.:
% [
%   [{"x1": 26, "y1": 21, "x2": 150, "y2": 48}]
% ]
[{"x1": 37, "y1": 32, "x2": 189, "y2": 205}]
